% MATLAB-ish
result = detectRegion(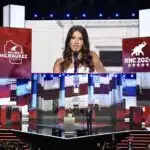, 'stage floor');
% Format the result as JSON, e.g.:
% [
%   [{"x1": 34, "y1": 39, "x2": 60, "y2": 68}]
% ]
[
  {"x1": 0, "y1": 121, "x2": 125, "y2": 138},
  {"x1": 0, "y1": 120, "x2": 146, "y2": 138}
]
